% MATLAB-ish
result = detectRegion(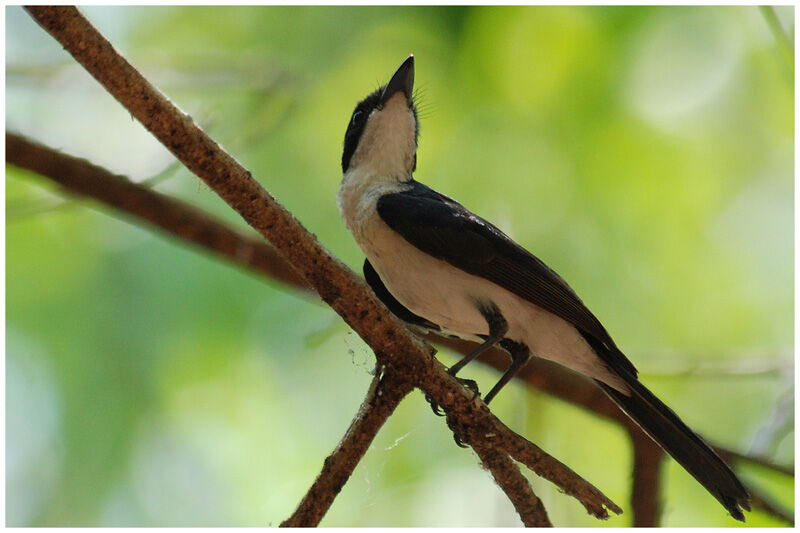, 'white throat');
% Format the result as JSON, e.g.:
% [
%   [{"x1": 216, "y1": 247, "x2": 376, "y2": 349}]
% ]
[
  {"x1": 338, "y1": 92, "x2": 416, "y2": 242},
  {"x1": 347, "y1": 92, "x2": 416, "y2": 180}
]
